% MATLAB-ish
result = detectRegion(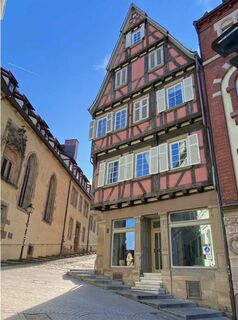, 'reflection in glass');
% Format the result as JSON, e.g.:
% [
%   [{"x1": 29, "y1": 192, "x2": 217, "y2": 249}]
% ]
[
  {"x1": 171, "y1": 224, "x2": 215, "y2": 267},
  {"x1": 171, "y1": 210, "x2": 209, "y2": 222},
  {"x1": 112, "y1": 232, "x2": 135, "y2": 266}
]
